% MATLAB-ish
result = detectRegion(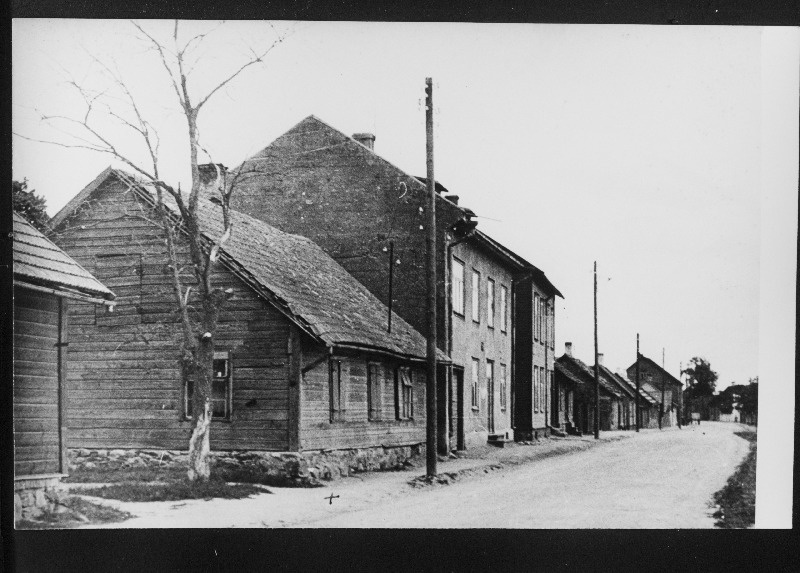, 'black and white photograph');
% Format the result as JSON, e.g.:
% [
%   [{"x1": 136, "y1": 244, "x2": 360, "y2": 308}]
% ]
[{"x1": 10, "y1": 19, "x2": 797, "y2": 532}]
